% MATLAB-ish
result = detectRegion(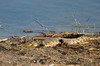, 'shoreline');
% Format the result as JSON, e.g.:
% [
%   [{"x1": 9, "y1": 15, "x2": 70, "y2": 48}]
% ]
[{"x1": 0, "y1": 32, "x2": 100, "y2": 66}]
